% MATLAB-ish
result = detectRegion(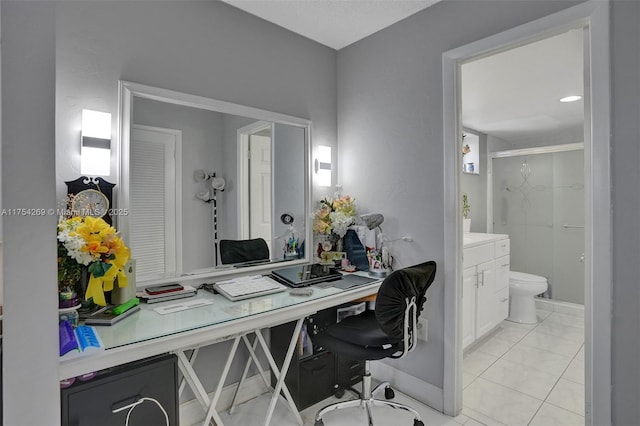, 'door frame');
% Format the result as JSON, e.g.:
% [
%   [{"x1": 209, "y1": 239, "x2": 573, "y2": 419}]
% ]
[{"x1": 442, "y1": 1, "x2": 611, "y2": 424}]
